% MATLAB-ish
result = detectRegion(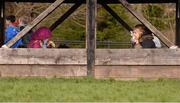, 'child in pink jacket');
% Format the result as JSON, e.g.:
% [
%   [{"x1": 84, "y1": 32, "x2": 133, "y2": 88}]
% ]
[{"x1": 27, "y1": 27, "x2": 55, "y2": 48}]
